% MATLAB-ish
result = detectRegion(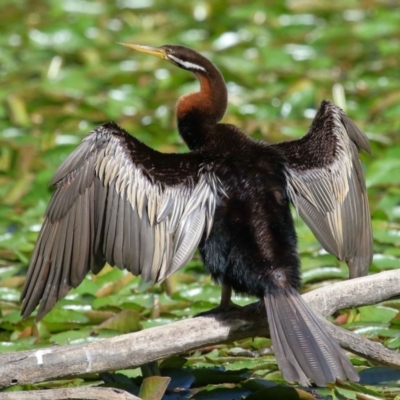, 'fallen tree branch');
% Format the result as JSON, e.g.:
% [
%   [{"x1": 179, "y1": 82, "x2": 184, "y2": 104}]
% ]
[
  {"x1": 0, "y1": 387, "x2": 140, "y2": 400},
  {"x1": 0, "y1": 270, "x2": 399, "y2": 389},
  {"x1": 303, "y1": 269, "x2": 400, "y2": 316}
]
